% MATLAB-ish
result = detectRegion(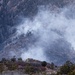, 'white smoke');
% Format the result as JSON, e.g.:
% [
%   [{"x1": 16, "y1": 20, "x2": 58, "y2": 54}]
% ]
[
  {"x1": 21, "y1": 46, "x2": 46, "y2": 61},
  {"x1": 15, "y1": 5, "x2": 75, "y2": 63}
]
